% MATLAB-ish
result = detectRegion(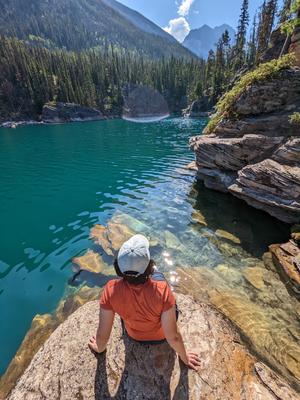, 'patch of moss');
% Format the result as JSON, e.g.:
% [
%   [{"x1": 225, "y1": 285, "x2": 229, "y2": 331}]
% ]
[
  {"x1": 204, "y1": 54, "x2": 295, "y2": 135},
  {"x1": 289, "y1": 112, "x2": 300, "y2": 126}
]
